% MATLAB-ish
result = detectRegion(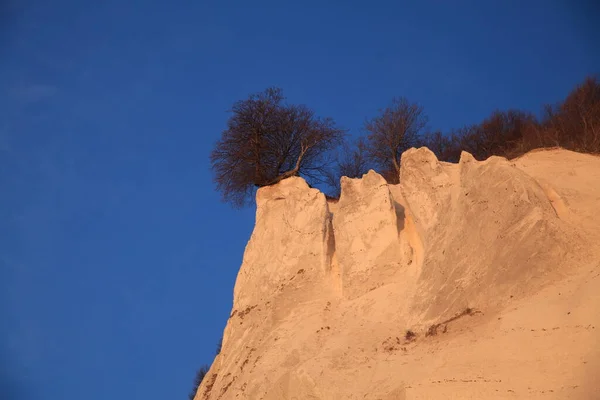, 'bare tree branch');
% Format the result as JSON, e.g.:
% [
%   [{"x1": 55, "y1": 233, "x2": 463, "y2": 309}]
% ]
[{"x1": 324, "y1": 137, "x2": 372, "y2": 197}]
